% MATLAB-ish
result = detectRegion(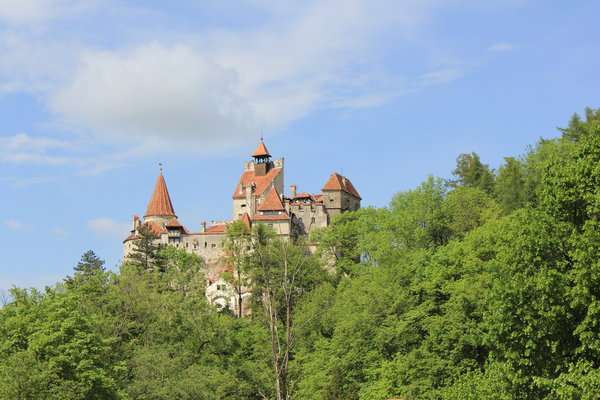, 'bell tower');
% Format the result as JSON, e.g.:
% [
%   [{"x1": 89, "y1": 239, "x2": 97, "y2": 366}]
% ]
[{"x1": 251, "y1": 139, "x2": 272, "y2": 177}]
